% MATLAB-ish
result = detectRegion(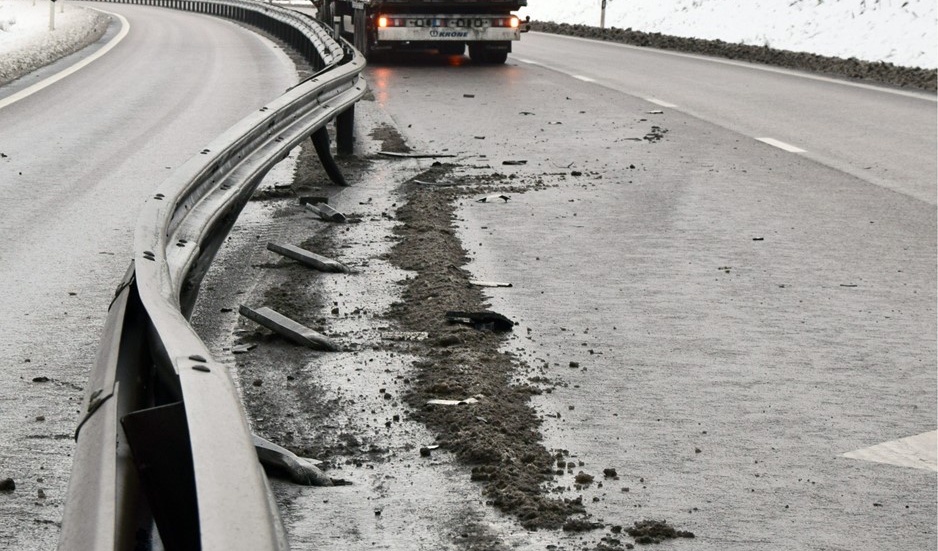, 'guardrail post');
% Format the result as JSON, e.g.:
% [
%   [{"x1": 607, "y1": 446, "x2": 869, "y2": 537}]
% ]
[{"x1": 336, "y1": 106, "x2": 354, "y2": 155}]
